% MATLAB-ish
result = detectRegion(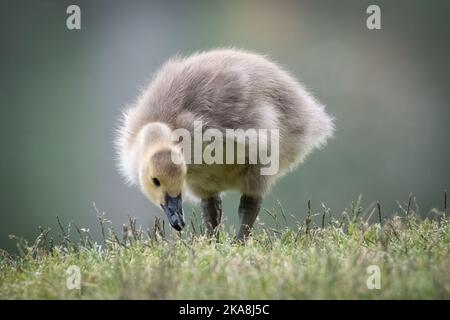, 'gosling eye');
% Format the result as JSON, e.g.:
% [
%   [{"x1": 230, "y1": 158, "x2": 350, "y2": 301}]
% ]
[{"x1": 152, "y1": 177, "x2": 161, "y2": 187}]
